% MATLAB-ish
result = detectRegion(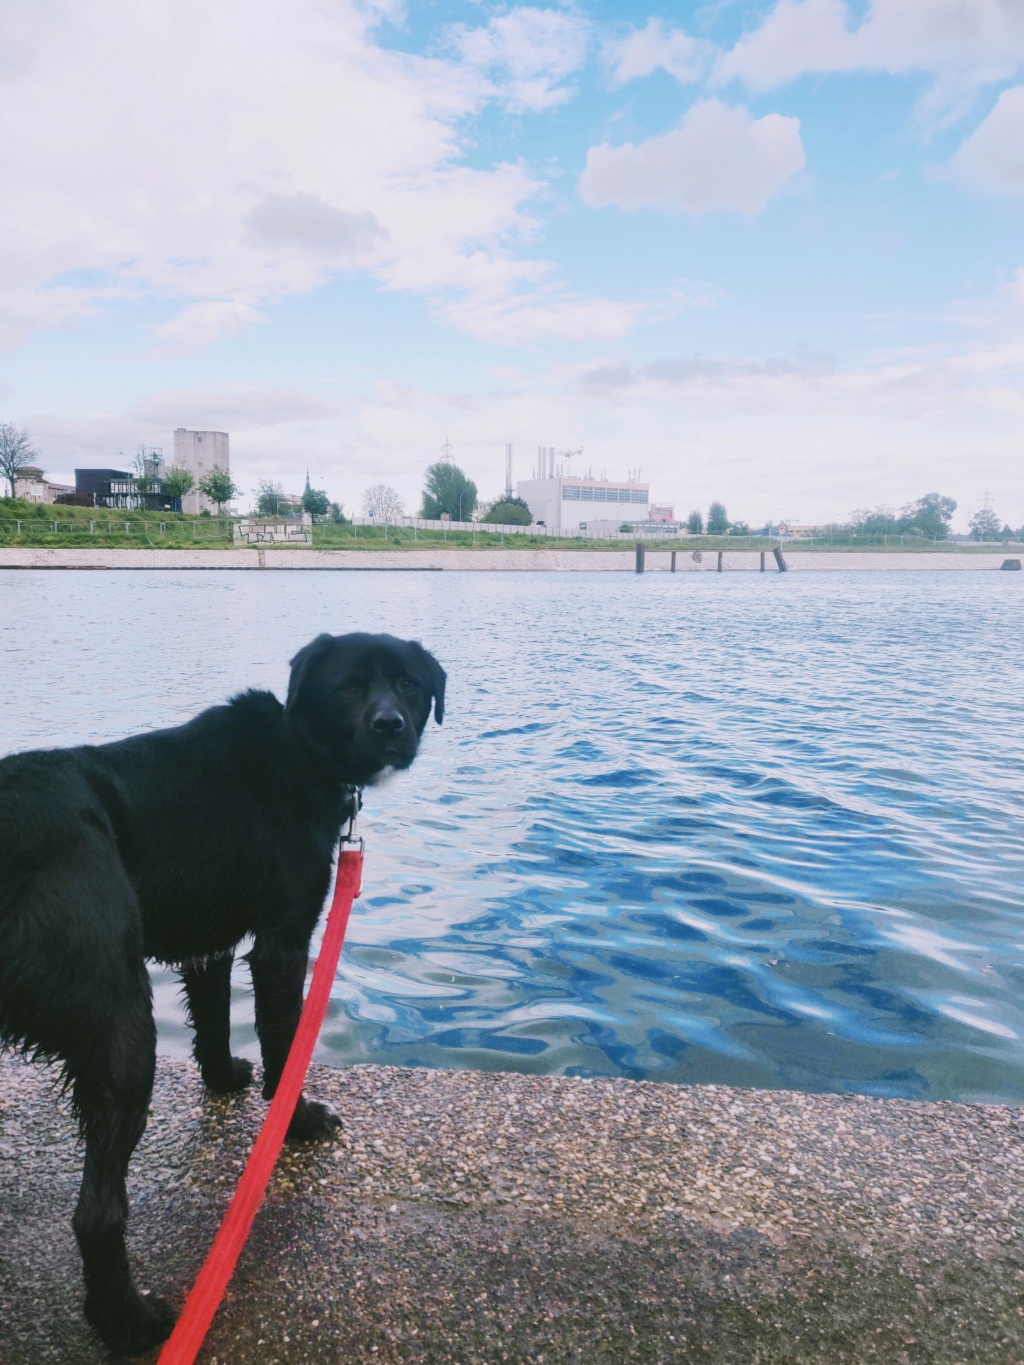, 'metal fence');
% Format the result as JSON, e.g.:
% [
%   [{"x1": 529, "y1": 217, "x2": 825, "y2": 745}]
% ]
[
  {"x1": 0, "y1": 518, "x2": 236, "y2": 542},
  {"x1": 5, "y1": 515, "x2": 1019, "y2": 552},
  {"x1": 346, "y1": 516, "x2": 778, "y2": 545}
]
